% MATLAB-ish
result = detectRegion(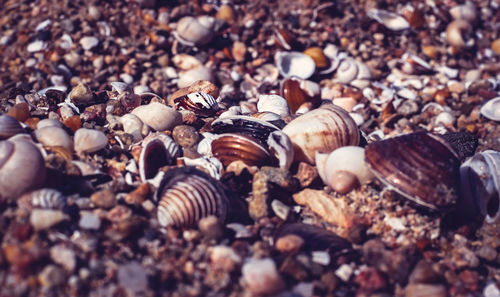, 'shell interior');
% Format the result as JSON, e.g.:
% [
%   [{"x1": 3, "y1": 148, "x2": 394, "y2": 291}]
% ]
[
  {"x1": 174, "y1": 92, "x2": 217, "y2": 117},
  {"x1": 211, "y1": 133, "x2": 273, "y2": 167}
]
